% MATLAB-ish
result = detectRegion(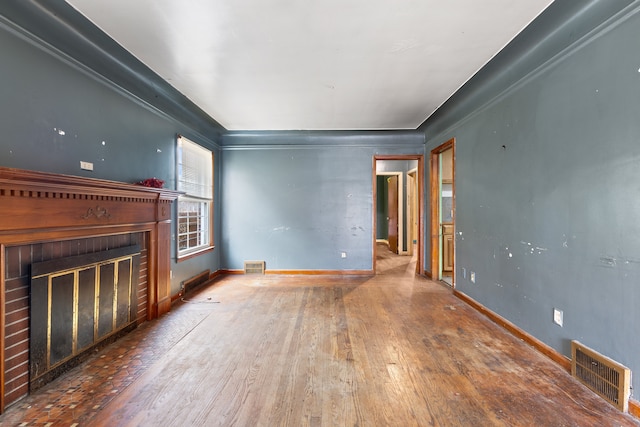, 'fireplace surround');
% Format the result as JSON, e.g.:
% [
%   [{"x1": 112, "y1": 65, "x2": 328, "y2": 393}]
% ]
[{"x1": 0, "y1": 167, "x2": 180, "y2": 411}]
